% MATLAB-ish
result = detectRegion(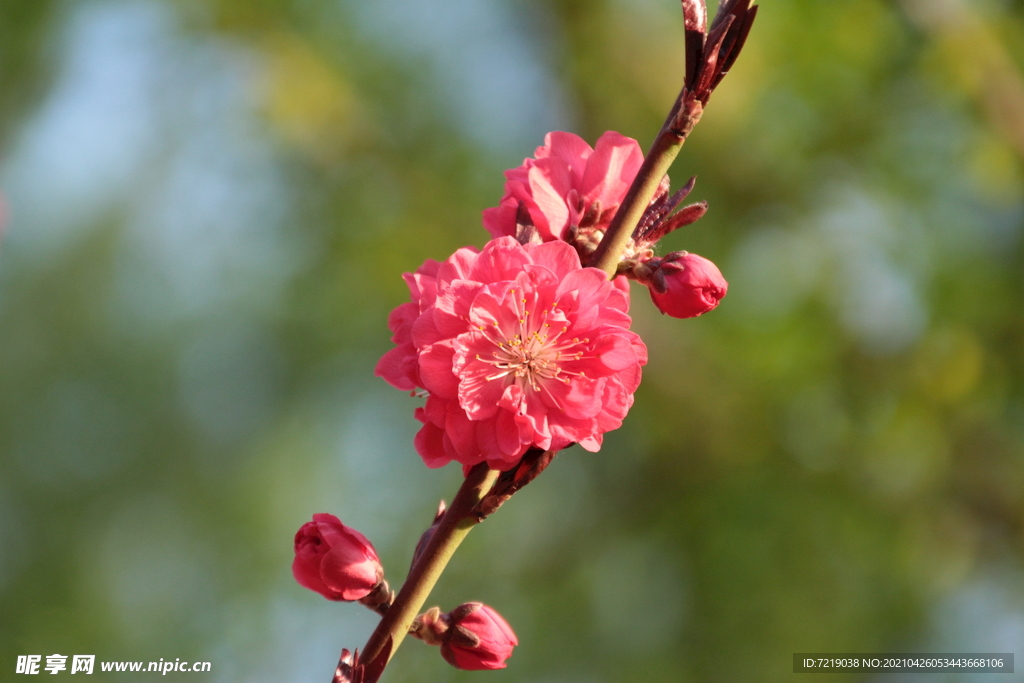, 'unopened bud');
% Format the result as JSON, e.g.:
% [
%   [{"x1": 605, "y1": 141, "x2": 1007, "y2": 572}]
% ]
[
  {"x1": 440, "y1": 603, "x2": 518, "y2": 670},
  {"x1": 648, "y1": 251, "x2": 728, "y2": 318},
  {"x1": 292, "y1": 514, "x2": 384, "y2": 601}
]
